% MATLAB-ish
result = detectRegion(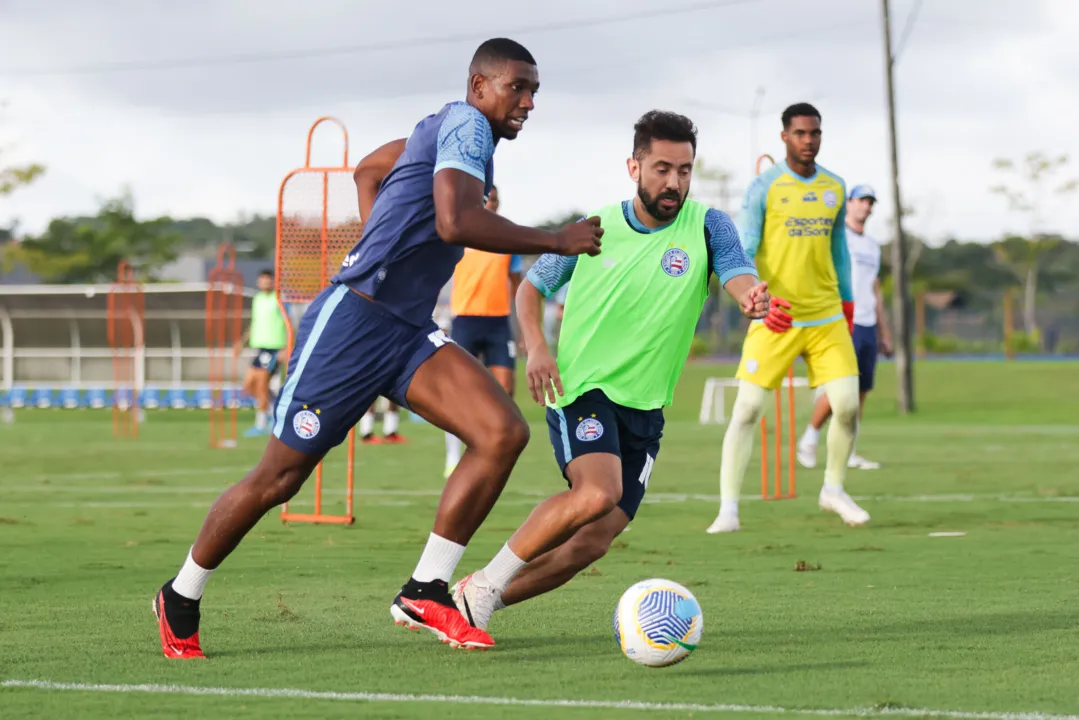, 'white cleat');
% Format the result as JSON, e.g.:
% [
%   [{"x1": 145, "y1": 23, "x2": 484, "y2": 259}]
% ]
[
  {"x1": 706, "y1": 513, "x2": 741, "y2": 534},
  {"x1": 848, "y1": 454, "x2": 881, "y2": 470},
  {"x1": 451, "y1": 571, "x2": 502, "y2": 631},
  {"x1": 819, "y1": 487, "x2": 870, "y2": 526},
  {"x1": 797, "y1": 441, "x2": 818, "y2": 469}
]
